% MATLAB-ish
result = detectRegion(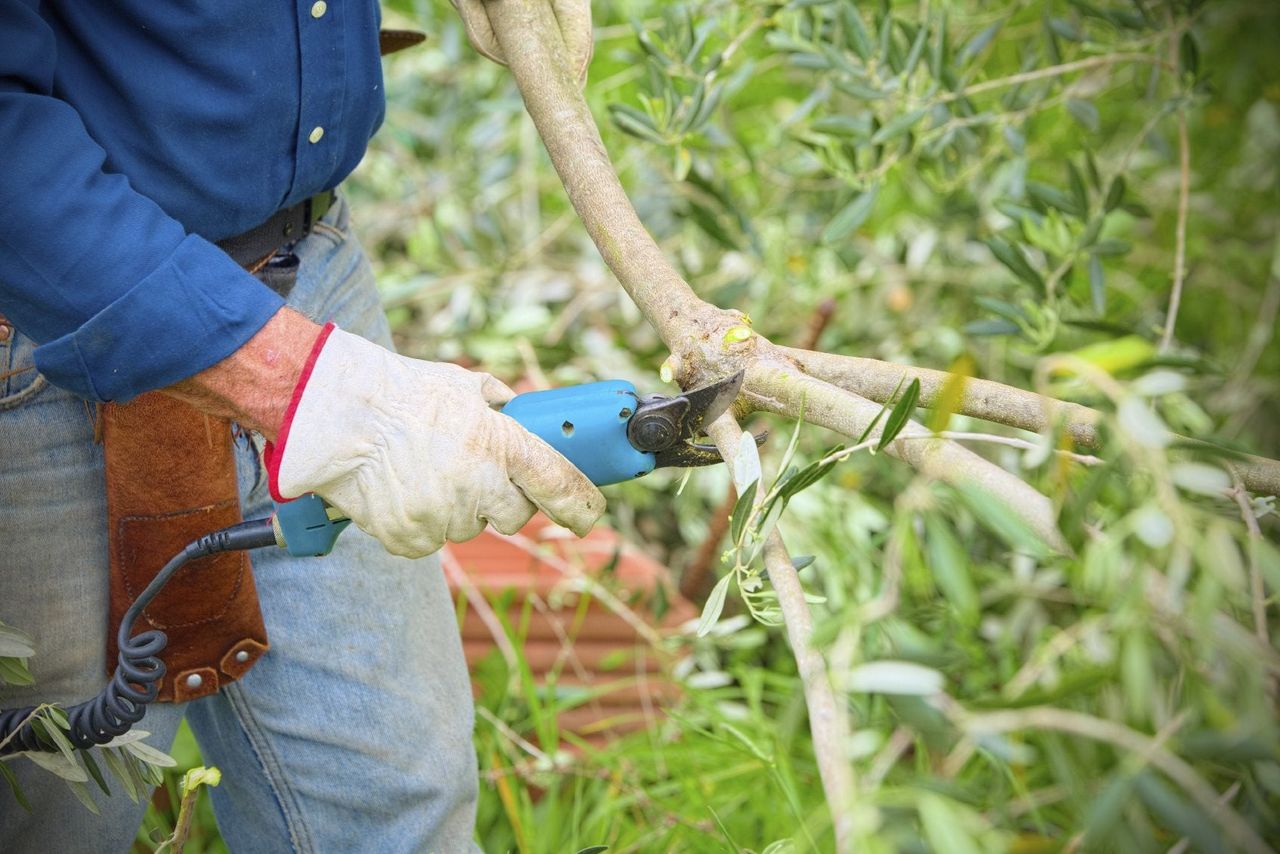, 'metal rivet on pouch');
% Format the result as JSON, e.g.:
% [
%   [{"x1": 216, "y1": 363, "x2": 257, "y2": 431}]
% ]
[
  {"x1": 185, "y1": 673, "x2": 203, "y2": 690},
  {"x1": 235, "y1": 650, "x2": 251, "y2": 663}
]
